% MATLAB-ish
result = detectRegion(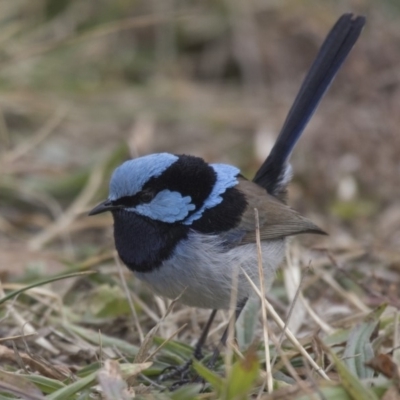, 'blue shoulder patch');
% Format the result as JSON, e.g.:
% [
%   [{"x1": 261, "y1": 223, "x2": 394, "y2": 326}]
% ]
[
  {"x1": 184, "y1": 163, "x2": 239, "y2": 224},
  {"x1": 109, "y1": 153, "x2": 178, "y2": 200},
  {"x1": 134, "y1": 189, "x2": 195, "y2": 223}
]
